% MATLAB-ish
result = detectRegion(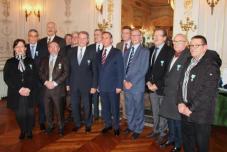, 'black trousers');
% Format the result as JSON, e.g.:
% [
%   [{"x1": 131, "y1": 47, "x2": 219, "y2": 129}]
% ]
[
  {"x1": 15, "y1": 96, "x2": 34, "y2": 133},
  {"x1": 182, "y1": 120, "x2": 211, "y2": 152}
]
